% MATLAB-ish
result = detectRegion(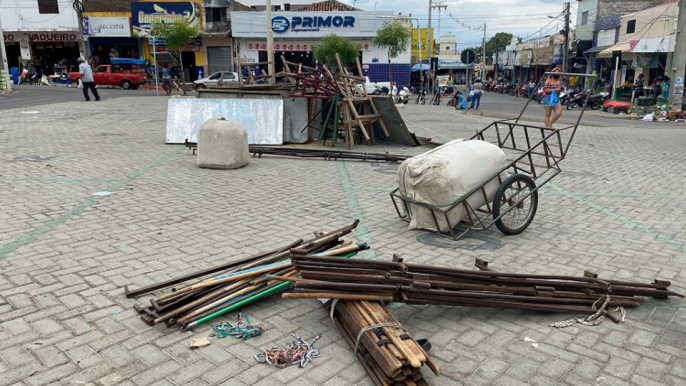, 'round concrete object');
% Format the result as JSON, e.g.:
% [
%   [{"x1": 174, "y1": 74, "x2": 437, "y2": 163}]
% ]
[{"x1": 197, "y1": 118, "x2": 249, "y2": 169}]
